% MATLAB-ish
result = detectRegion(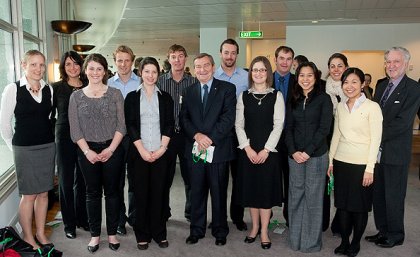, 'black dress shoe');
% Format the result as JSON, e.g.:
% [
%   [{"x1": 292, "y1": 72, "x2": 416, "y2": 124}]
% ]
[
  {"x1": 261, "y1": 241, "x2": 271, "y2": 249},
  {"x1": 215, "y1": 238, "x2": 226, "y2": 246},
  {"x1": 77, "y1": 224, "x2": 90, "y2": 231},
  {"x1": 158, "y1": 240, "x2": 169, "y2": 248},
  {"x1": 137, "y1": 242, "x2": 148, "y2": 250},
  {"x1": 365, "y1": 233, "x2": 384, "y2": 243},
  {"x1": 244, "y1": 236, "x2": 257, "y2": 244},
  {"x1": 186, "y1": 235, "x2": 200, "y2": 245},
  {"x1": 87, "y1": 244, "x2": 99, "y2": 253},
  {"x1": 346, "y1": 243, "x2": 360, "y2": 257},
  {"x1": 109, "y1": 242, "x2": 120, "y2": 251},
  {"x1": 65, "y1": 231, "x2": 76, "y2": 239},
  {"x1": 116, "y1": 225, "x2": 127, "y2": 235},
  {"x1": 234, "y1": 221, "x2": 248, "y2": 231},
  {"x1": 334, "y1": 242, "x2": 349, "y2": 255},
  {"x1": 375, "y1": 238, "x2": 403, "y2": 248}
]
